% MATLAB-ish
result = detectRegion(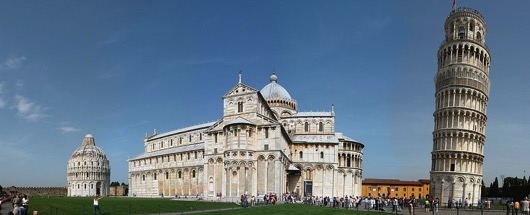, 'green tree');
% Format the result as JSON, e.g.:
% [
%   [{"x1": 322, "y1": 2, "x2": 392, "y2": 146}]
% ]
[
  {"x1": 490, "y1": 177, "x2": 500, "y2": 196},
  {"x1": 481, "y1": 180, "x2": 488, "y2": 197}
]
